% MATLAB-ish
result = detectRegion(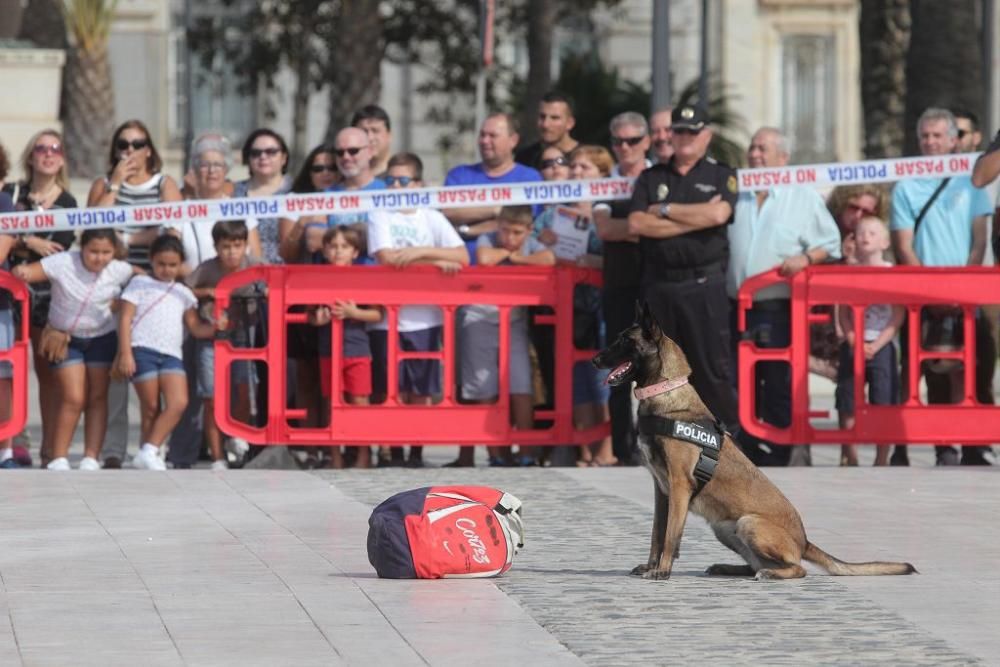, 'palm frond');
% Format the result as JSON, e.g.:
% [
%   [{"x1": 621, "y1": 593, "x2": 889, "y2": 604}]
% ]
[{"x1": 61, "y1": 0, "x2": 118, "y2": 52}]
